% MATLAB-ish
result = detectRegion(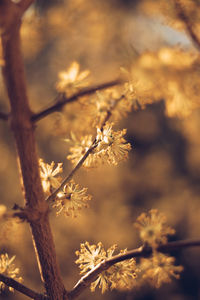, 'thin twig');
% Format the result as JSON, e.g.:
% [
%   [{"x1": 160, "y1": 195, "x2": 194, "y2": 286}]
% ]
[
  {"x1": 69, "y1": 239, "x2": 200, "y2": 299},
  {"x1": 174, "y1": 0, "x2": 200, "y2": 51},
  {"x1": 32, "y1": 79, "x2": 122, "y2": 123},
  {"x1": 46, "y1": 95, "x2": 124, "y2": 204},
  {"x1": 46, "y1": 144, "x2": 97, "y2": 203},
  {"x1": 0, "y1": 111, "x2": 9, "y2": 121},
  {"x1": 0, "y1": 274, "x2": 48, "y2": 300}
]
